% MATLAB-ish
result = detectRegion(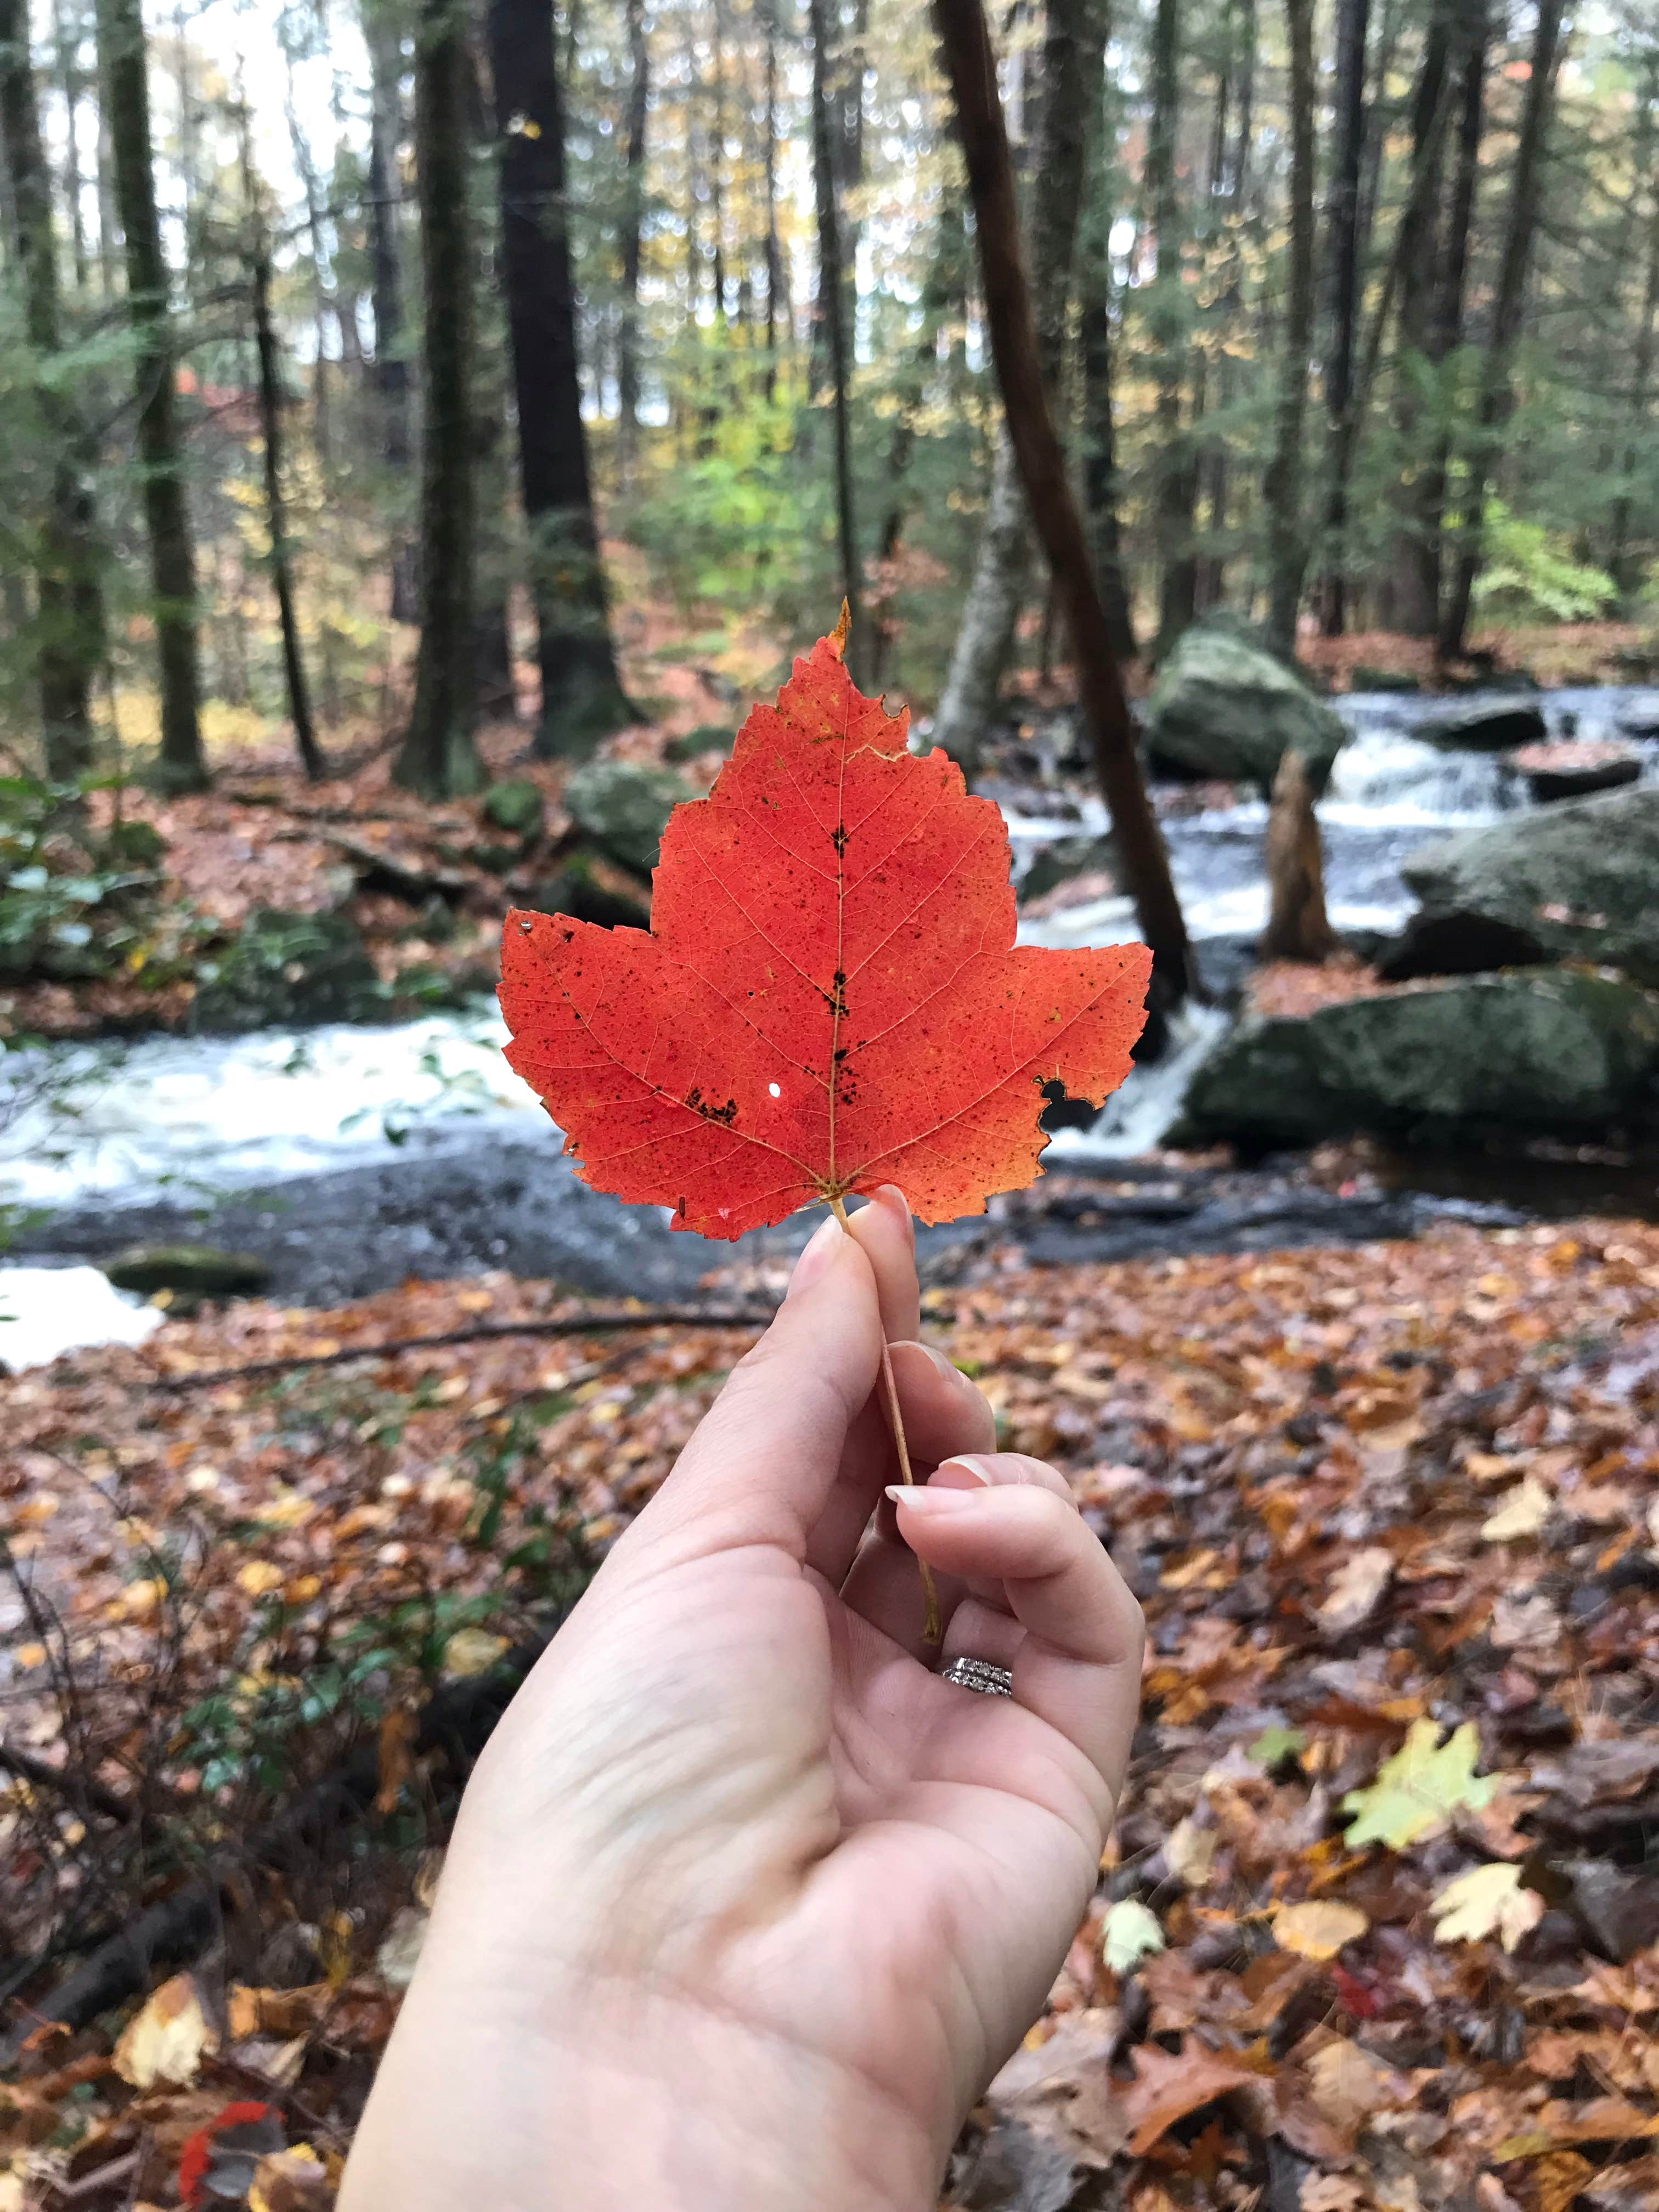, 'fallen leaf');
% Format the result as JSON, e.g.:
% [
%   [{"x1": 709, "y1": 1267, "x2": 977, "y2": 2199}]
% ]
[
  {"x1": 1274, "y1": 1900, "x2": 1369, "y2": 1961},
  {"x1": 1430, "y1": 1862, "x2": 1545, "y2": 1952},
  {"x1": 1300, "y1": 2180, "x2": 1366, "y2": 2212},
  {"x1": 1482, "y1": 1475, "x2": 1552, "y2": 1542},
  {"x1": 1101, "y1": 1898, "x2": 1165, "y2": 1973},
  {"x1": 1249, "y1": 1724, "x2": 1307, "y2": 1767},
  {"x1": 249, "y1": 2145, "x2": 333, "y2": 2212},
  {"x1": 1164, "y1": 1814, "x2": 1217, "y2": 1888},
  {"x1": 1120, "y1": 2038, "x2": 1266, "y2": 2156},
  {"x1": 178, "y1": 2100, "x2": 284, "y2": 2209},
  {"x1": 1341, "y1": 1719, "x2": 1502, "y2": 1850},
  {"x1": 112, "y1": 1972, "x2": 219, "y2": 2090},
  {"x1": 237, "y1": 1559, "x2": 286, "y2": 1597},
  {"x1": 375, "y1": 1707, "x2": 417, "y2": 1813},
  {"x1": 1317, "y1": 1546, "x2": 1393, "y2": 1632},
  {"x1": 500, "y1": 622, "x2": 1150, "y2": 1237},
  {"x1": 441, "y1": 1627, "x2": 508, "y2": 1677},
  {"x1": 1306, "y1": 2036, "x2": 1400, "y2": 2133}
]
